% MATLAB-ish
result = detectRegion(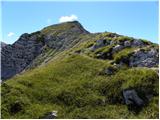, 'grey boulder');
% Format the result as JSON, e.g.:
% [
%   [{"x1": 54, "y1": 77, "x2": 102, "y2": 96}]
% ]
[
  {"x1": 112, "y1": 44, "x2": 123, "y2": 53},
  {"x1": 124, "y1": 41, "x2": 131, "y2": 47},
  {"x1": 90, "y1": 39, "x2": 107, "y2": 51},
  {"x1": 123, "y1": 89, "x2": 144, "y2": 106}
]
